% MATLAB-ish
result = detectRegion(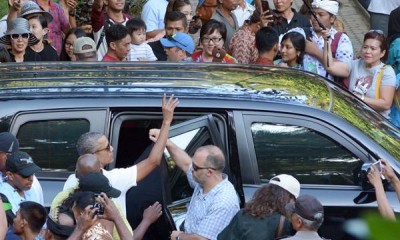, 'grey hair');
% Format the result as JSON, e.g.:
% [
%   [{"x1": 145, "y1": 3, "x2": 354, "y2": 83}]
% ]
[
  {"x1": 298, "y1": 213, "x2": 324, "y2": 231},
  {"x1": 76, "y1": 132, "x2": 103, "y2": 155}
]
